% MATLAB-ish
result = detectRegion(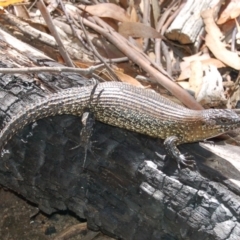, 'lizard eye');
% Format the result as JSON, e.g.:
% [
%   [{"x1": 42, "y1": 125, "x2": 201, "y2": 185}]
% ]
[{"x1": 217, "y1": 118, "x2": 230, "y2": 125}]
